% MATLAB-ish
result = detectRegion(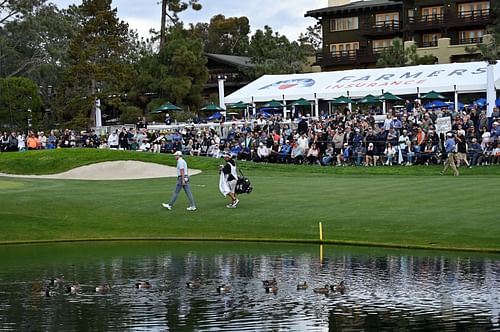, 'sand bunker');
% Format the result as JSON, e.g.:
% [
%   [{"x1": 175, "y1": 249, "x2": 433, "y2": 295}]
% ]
[{"x1": 0, "y1": 160, "x2": 201, "y2": 180}]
